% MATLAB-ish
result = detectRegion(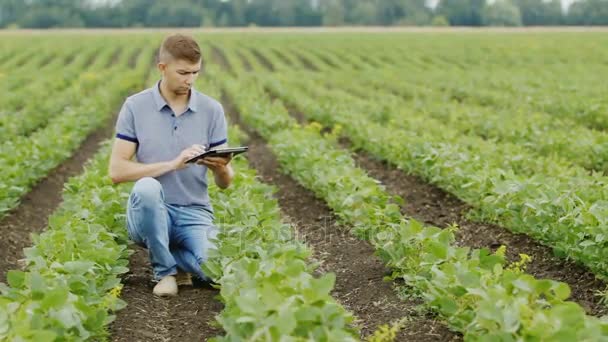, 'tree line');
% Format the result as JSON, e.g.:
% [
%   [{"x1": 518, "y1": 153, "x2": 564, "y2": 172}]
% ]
[{"x1": 1, "y1": 0, "x2": 607, "y2": 29}]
